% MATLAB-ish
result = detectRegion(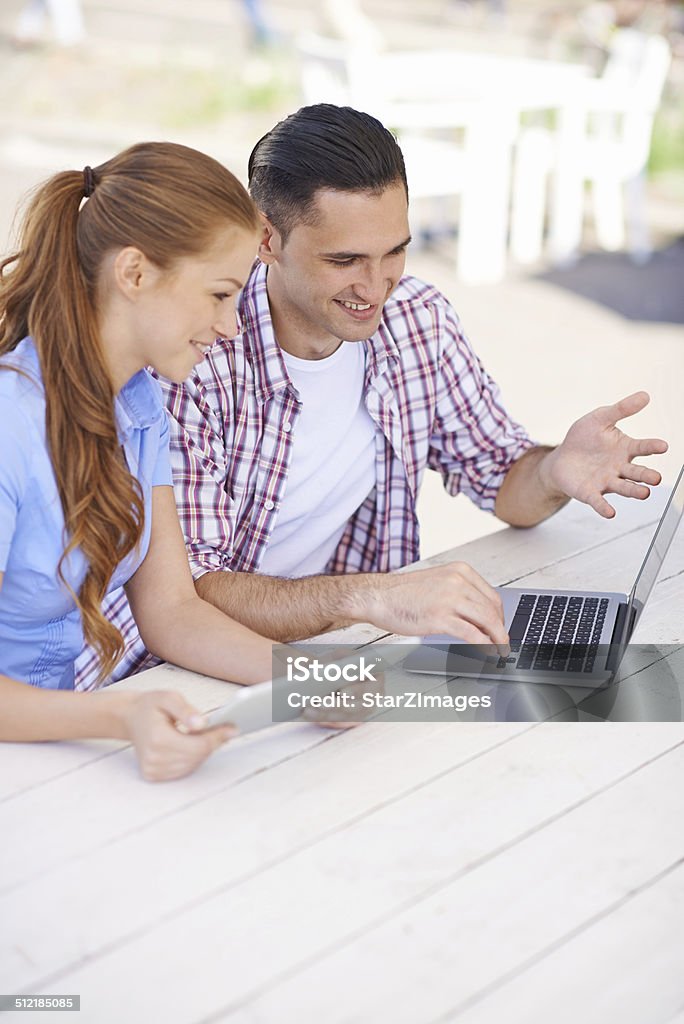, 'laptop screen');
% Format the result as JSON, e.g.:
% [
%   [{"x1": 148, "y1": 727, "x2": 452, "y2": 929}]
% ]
[{"x1": 628, "y1": 464, "x2": 684, "y2": 629}]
